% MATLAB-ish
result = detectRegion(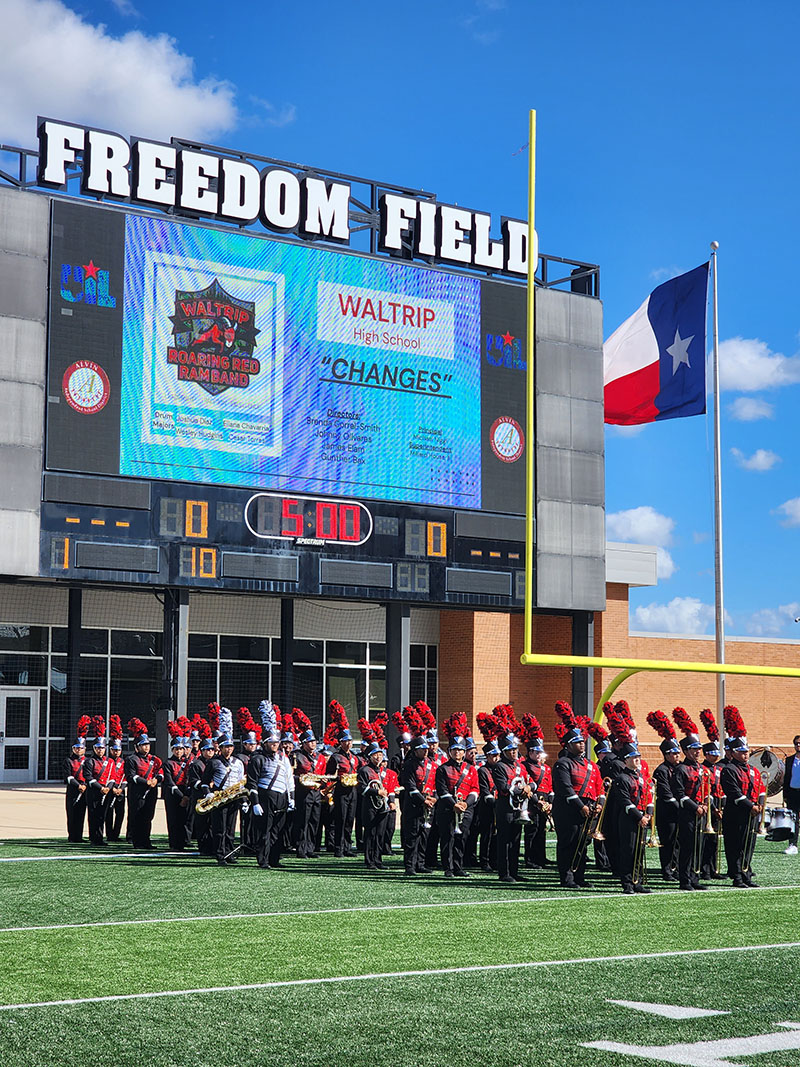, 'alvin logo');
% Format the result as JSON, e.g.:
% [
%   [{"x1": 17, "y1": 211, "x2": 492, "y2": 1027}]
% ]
[{"x1": 167, "y1": 279, "x2": 260, "y2": 396}]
